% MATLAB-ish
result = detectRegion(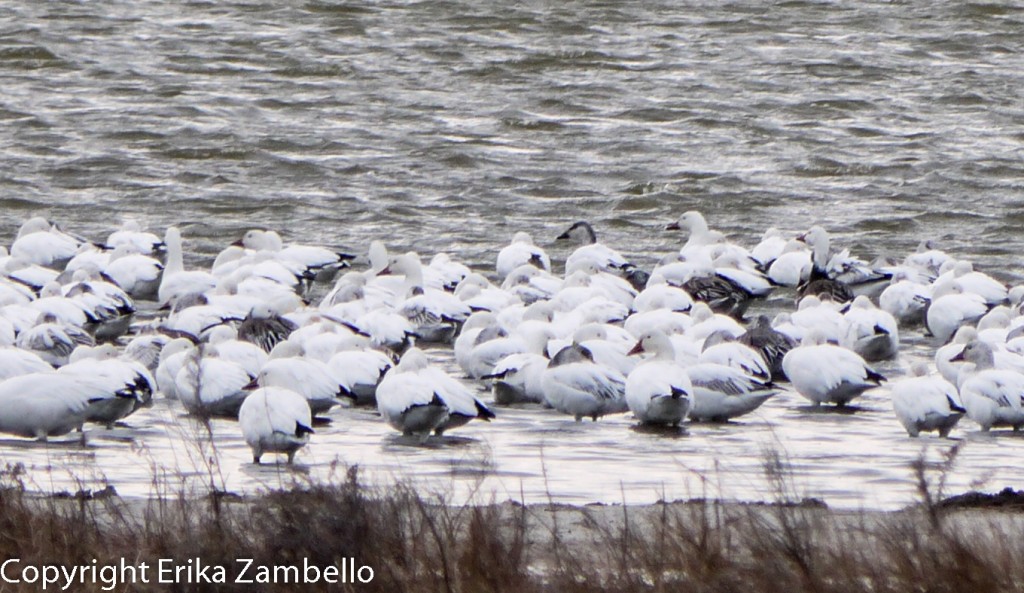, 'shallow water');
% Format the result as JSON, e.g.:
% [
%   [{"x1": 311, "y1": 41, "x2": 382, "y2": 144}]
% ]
[{"x1": 1, "y1": 0, "x2": 1023, "y2": 509}]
